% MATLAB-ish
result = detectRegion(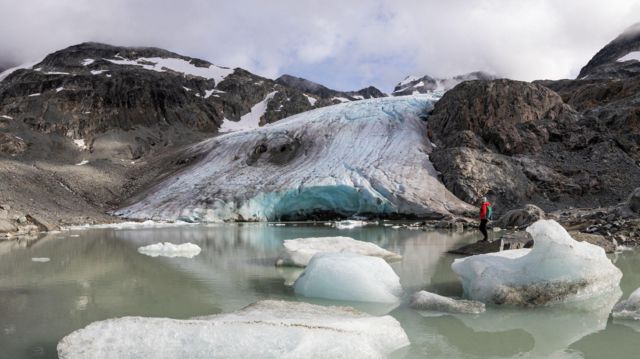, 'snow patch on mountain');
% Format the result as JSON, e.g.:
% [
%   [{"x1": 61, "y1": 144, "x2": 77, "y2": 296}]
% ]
[
  {"x1": 617, "y1": 51, "x2": 640, "y2": 62},
  {"x1": 116, "y1": 96, "x2": 475, "y2": 222},
  {"x1": 105, "y1": 56, "x2": 233, "y2": 84},
  {"x1": 219, "y1": 91, "x2": 278, "y2": 132}
]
